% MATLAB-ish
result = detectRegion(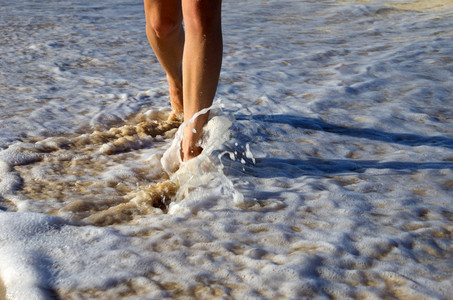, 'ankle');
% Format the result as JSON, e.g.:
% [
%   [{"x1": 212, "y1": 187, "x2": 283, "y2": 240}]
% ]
[
  {"x1": 167, "y1": 75, "x2": 183, "y2": 113},
  {"x1": 181, "y1": 145, "x2": 203, "y2": 161}
]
